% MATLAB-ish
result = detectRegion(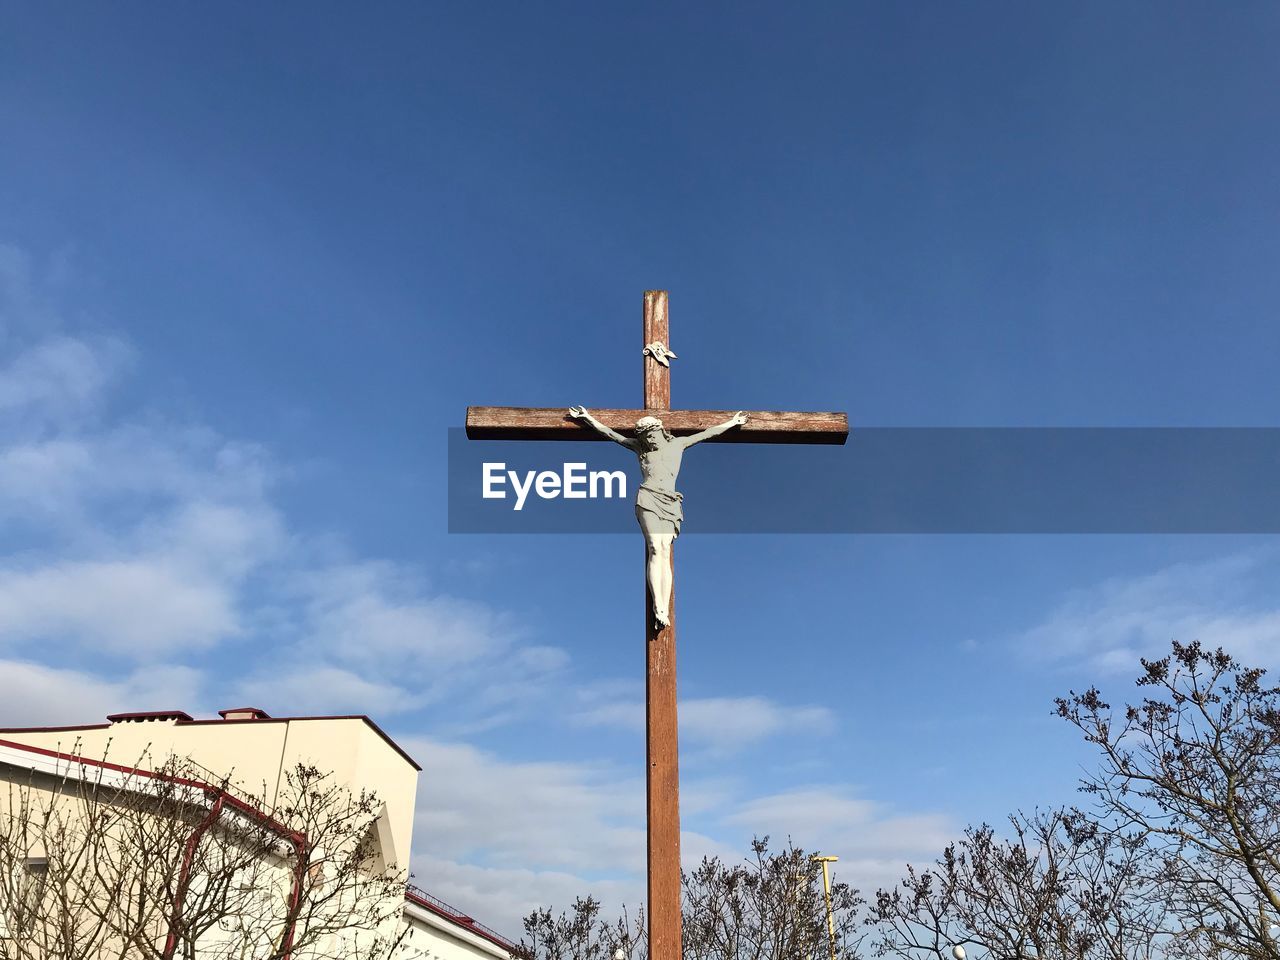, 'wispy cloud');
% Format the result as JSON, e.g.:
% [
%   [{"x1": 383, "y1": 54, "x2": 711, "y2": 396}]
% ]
[
  {"x1": 573, "y1": 692, "x2": 835, "y2": 752},
  {"x1": 0, "y1": 255, "x2": 568, "y2": 726},
  {"x1": 406, "y1": 735, "x2": 645, "y2": 874},
  {"x1": 1017, "y1": 550, "x2": 1280, "y2": 673},
  {"x1": 0, "y1": 659, "x2": 203, "y2": 727},
  {"x1": 726, "y1": 785, "x2": 957, "y2": 895},
  {"x1": 229, "y1": 558, "x2": 570, "y2": 720},
  {"x1": 0, "y1": 333, "x2": 131, "y2": 425},
  {"x1": 0, "y1": 558, "x2": 240, "y2": 655},
  {"x1": 235, "y1": 665, "x2": 426, "y2": 716},
  {"x1": 0, "y1": 245, "x2": 531, "y2": 720},
  {"x1": 405, "y1": 734, "x2": 953, "y2": 937},
  {"x1": 409, "y1": 853, "x2": 644, "y2": 946},
  {"x1": 296, "y1": 561, "x2": 522, "y2": 673}
]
